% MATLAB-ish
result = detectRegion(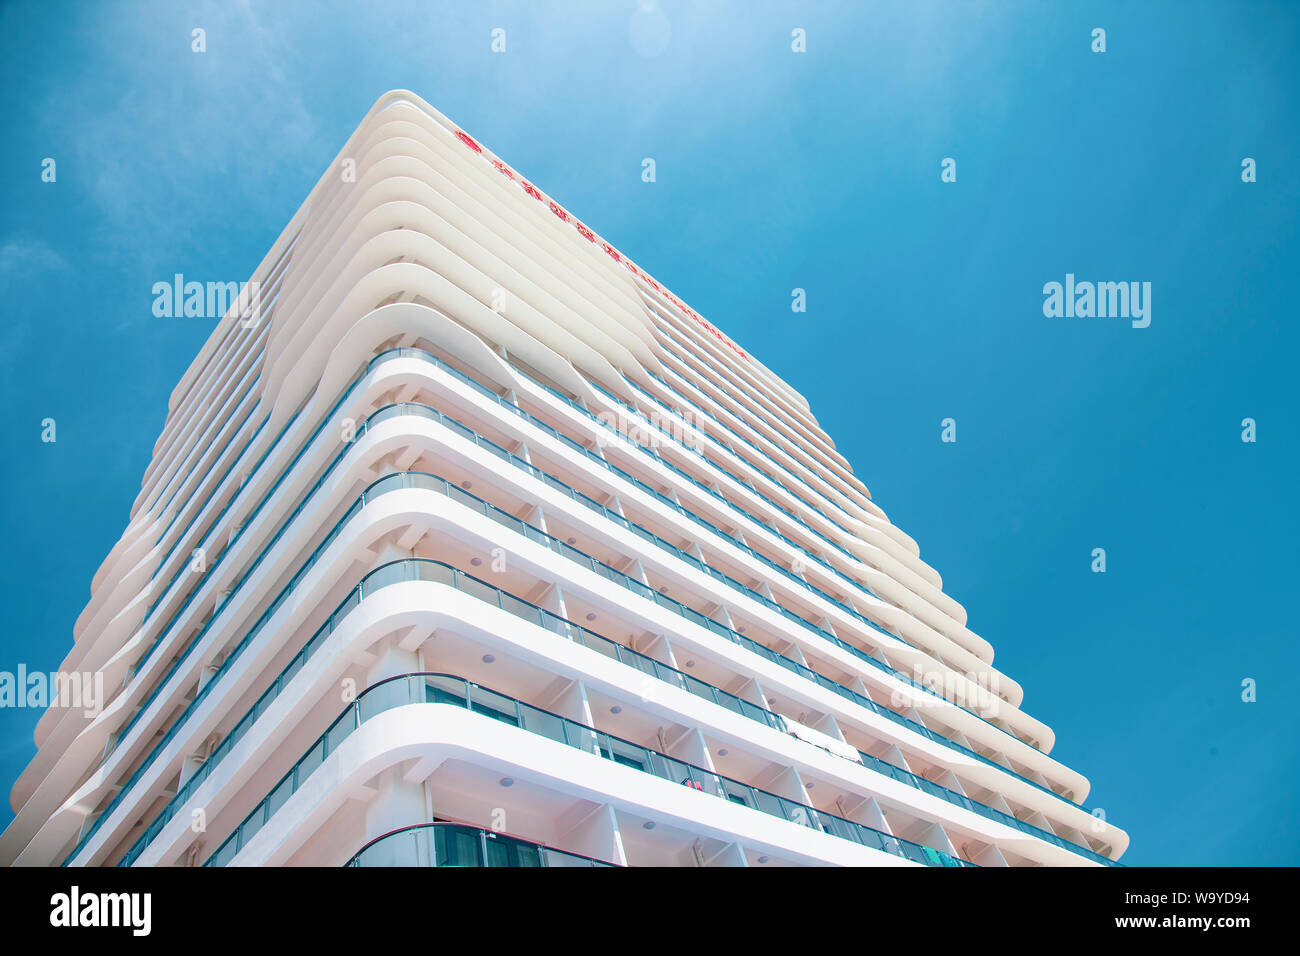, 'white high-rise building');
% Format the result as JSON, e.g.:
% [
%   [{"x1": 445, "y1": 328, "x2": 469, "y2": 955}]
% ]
[{"x1": 2, "y1": 91, "x2": 1127, "y2": 868}]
